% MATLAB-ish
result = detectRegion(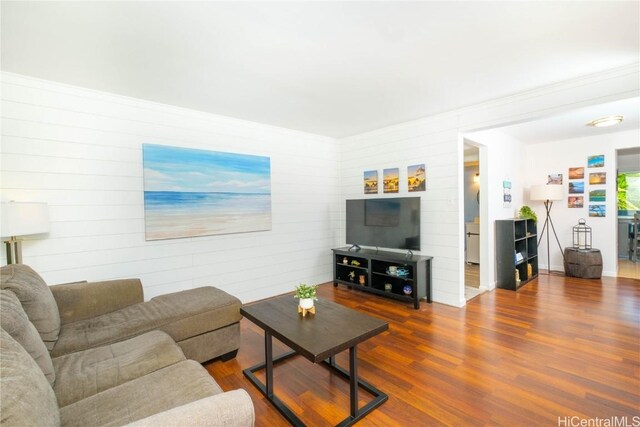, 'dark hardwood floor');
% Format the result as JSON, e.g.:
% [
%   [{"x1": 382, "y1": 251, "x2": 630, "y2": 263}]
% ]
[{"x1": 205, "y1": 274, "x2": 640, "y2": 426}]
